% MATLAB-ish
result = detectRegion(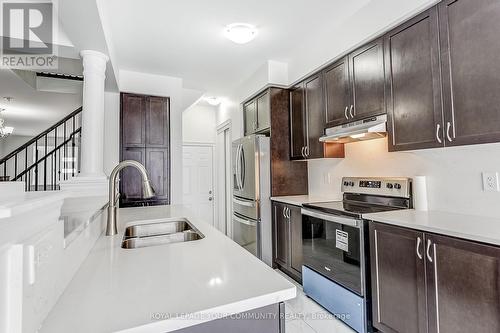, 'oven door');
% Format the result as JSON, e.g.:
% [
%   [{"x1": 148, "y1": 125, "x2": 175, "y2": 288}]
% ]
[{"x1": 301, "y1": 208, "x2": 363, "y2": 296}]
